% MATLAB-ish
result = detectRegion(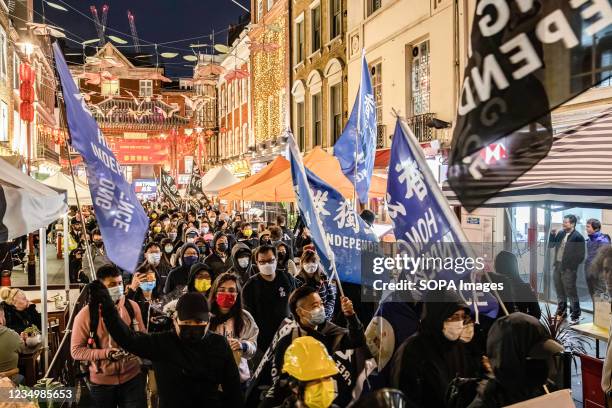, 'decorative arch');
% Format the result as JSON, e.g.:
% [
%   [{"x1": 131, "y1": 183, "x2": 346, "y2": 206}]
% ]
[
  {"x1": 306, "y1": 69, "x2": 323, "y2": 94},
  {"x1": 324, "y1": 58, "x2": 343, "y2": 79}
]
